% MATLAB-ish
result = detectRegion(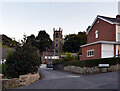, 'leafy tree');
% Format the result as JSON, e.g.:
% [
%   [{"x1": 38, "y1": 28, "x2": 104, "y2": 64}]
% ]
[
  {"x1": 2, "y1": 34, "x2": 19, "y2": 47},
  {"x1": 36, "y1": 30, "x2": 52, "y2": 53},
  {"x1": 2, "y1": 35, "x2": 12, "y2": 45},
  {"x1": 63, "y1": 31, "x2": 87, "y2": 53},
  {"x1": 5, "y1": 43, "x2": 41, "y2": 78},
  {"x1": 78, "y1": 31, "x2": 87, "y2": 45},
  {"x1": 26, "y1": 34, "x2": 38, "y2": 47}
]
